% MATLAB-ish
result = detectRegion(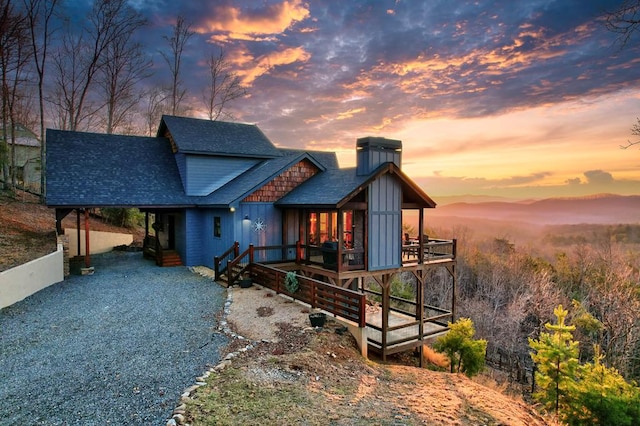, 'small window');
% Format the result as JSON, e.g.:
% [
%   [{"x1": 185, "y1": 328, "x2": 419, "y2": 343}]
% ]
[{"x1": 213, "y1": 216, "x2": 221, "y2": 238}]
